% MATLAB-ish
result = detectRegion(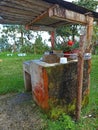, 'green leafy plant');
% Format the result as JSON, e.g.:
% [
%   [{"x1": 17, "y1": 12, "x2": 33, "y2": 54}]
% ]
[{"x1": 44, "y1": 113, "x2": 75, "y2": 130}]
